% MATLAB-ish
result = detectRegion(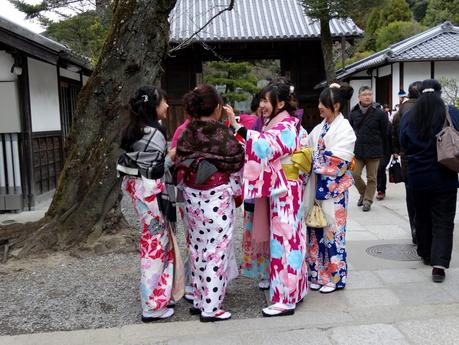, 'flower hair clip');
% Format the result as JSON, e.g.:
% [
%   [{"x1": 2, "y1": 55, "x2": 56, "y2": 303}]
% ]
[
  {"x1": 289, "y1": 85, "x2": 295, "y2": 95},
  {"x1": 141, "y1": 94, "x2": 149, "y2": 102},
  {"x1": 329, "y1": 83, "x2": 341, "y2": 89},
  {"x1": 422, "y1": 88, "x2": 435, "y2": 93}
]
